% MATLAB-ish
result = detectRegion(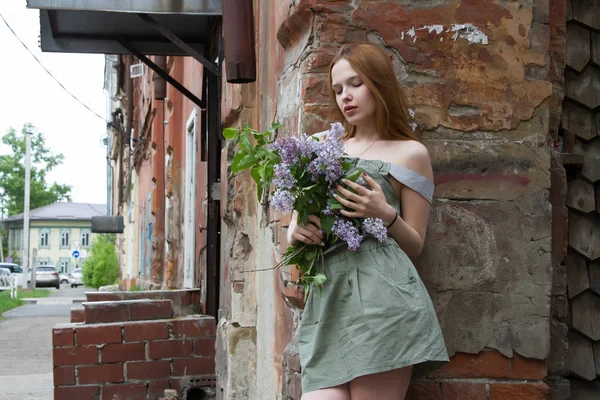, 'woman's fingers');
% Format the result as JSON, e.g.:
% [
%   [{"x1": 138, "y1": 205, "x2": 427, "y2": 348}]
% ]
[
  {"x1": 360, "y1": 173, "x2": 381, "y2": 191},
  {"x1": 293, "y1": 225, "x2": 324, "y2": 245},
  {"x1": 307, "y1": 215, "x2": 322, "y2": 230}
]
